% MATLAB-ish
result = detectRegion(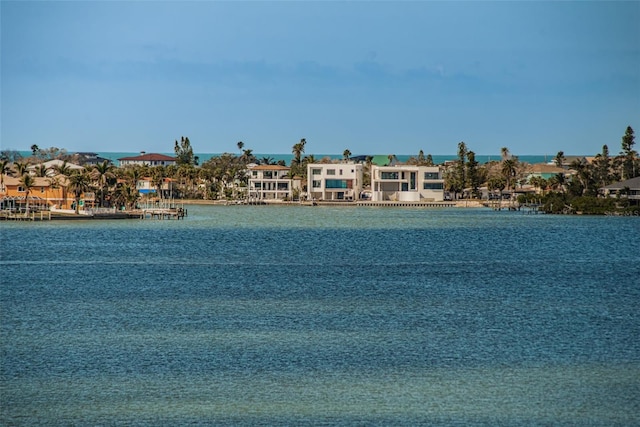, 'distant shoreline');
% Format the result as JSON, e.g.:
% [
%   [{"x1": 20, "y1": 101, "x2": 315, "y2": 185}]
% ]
[{"x1": 12, "y1": 151, "x2": 576, "y2": 165}]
